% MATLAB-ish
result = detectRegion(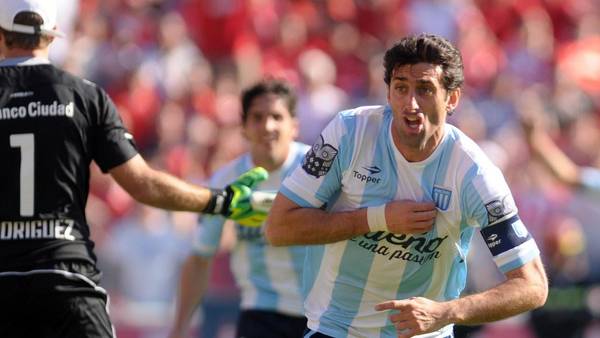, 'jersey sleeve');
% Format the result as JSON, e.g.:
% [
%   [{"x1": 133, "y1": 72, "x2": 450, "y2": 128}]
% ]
[
  {"x1": 462, "y1": 167, "x2": 540, "y2": 273},
  {"x1": 190, "y1": 167, "x2": 236, "y2": 257},
  {"x1": 91, "y1": 88, "x2": 138, "y2": 173},
  {"x1": 191, "y1": 215, "x2": 226, "y2": 257},
  {"x1": 280, "y1": 113, "x2": 346, "y2": 208}
]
